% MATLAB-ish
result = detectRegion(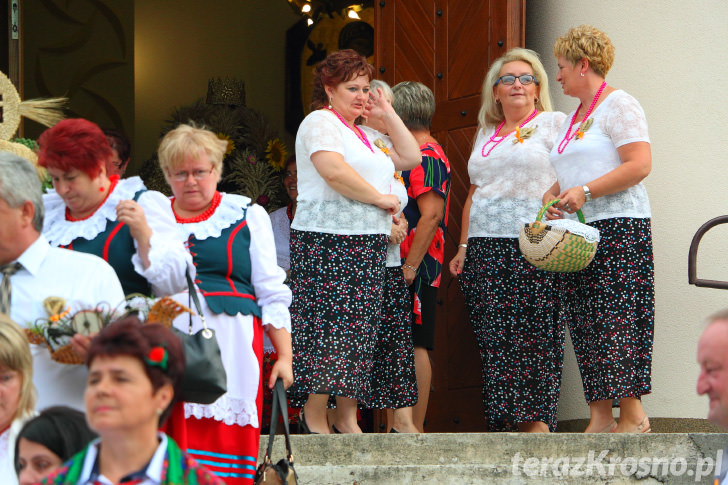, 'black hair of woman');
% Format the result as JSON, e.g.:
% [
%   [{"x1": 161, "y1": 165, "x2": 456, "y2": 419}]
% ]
[{"x1": 14, "y1": 406, "x2": 97, "y2": 474}]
